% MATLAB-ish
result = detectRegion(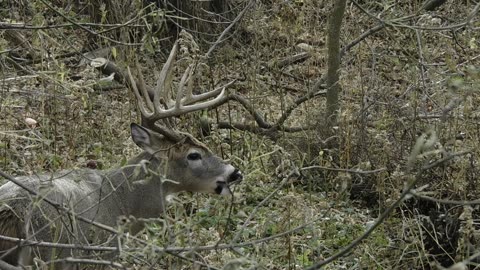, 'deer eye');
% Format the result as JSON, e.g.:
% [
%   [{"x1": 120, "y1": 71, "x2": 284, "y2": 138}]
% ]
[{"x1": 187, "y1": 152, "x2": 202, "y2": 161}]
